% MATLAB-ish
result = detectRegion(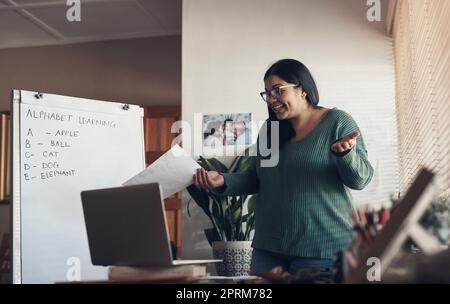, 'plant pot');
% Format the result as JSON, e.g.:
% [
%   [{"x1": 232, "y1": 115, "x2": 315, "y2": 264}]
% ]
[{"x1": 212, "y1": 241, "x2": 253, "y2": 276}]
